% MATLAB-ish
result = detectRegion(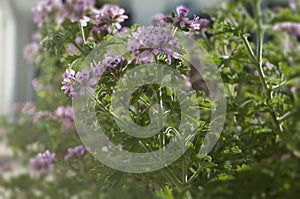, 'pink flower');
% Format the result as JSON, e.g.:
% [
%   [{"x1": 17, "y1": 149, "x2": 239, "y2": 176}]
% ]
[
  {"x1": 75, "y1": 68, "x2": 98, "y2": 95},
  {"x1": 90, "y1": 4, "x2": 128, "y2": 34},
  {"x1": 289, "y1": 0, "x2": 297, "y2": 10},
  {"x1": 64, "y1": 145, "x2": 87, "y2": 160},
  {"x1": 191, "y1": 17, "x2": 210, "y2": 32},
  {"x1": 101, "y1": 146, "x2": 108, "y2": 152},
  {"x1": 151, "y1": 13, "x2": 166, "y2": 26},
  {"x1": 127, "y1": 27, "x2": 180, "y2": 64},
  {"x1": 32, "y1": 0, "x2": 63, "y2": 27},
  {"x1": 273, "y1": 22, "x2": 300, "y2": 37},
  {"x1": 176, "y1": 6, "x2": 189, "y2": 17},
  {"x1": 59, "y1": 0, "x2": 95, "y2": 27},
  {"x1": 52, "y1": 106, "x2": 74, "y2": 130},
  {"x1": 61, "y1": 68, "x2": 76, "y2": 98},
  {"x1": 23, "y1": 42, "x2": 41, "y2": 64},
  {"x1": 30, "y1": 150, "x2": 55, "y2": 178},
  {"x1": 102, "y1": 55, "x2": 124, "y2": 69},
  {"x1": 32, "y1": 79, "x2": 42, "y2": 91}
]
